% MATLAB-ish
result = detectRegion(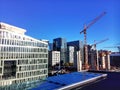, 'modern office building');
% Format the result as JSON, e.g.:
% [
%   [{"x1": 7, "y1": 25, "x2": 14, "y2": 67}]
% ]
[
  {"x1": 49, "y1": 43, "x2": 53, "y2": 51},
  {"x1": 67, "y1": 46, "x2": 74, "y2": 63},
  {"x1": 67, "y1": 40, "x2": 83, "y2": 51},
  {"x1": 49, "y1": 51, "x2": 60, "y2": 67},
  {"x1": 0, "y1": 22, "x2": 48, "y2": 86},
  {"x1": 67, "y1": 40, "x2": 84, "y2": 70},
  {"x1": 67, "y1": 40, "x2": 84, "y2": 64},
  {"x1": 53, "y1": 38, "x2": 67, "y2": 64}
]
